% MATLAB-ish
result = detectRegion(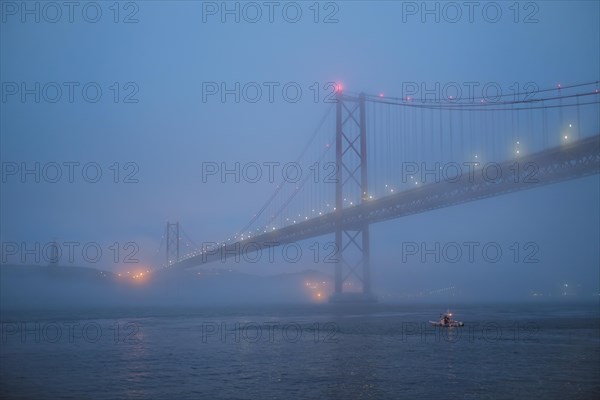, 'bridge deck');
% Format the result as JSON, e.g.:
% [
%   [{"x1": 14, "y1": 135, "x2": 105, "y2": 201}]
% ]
[{"x1": 174, "y1": 134, "x2": 600, "y2": 269}]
